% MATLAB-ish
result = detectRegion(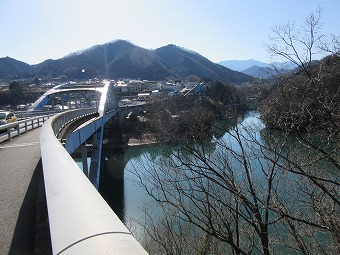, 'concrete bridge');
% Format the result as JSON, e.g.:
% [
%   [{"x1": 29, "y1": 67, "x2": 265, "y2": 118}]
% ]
[{"x1": 0, "y1": 82, "x2": 147, "y2": 254}]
